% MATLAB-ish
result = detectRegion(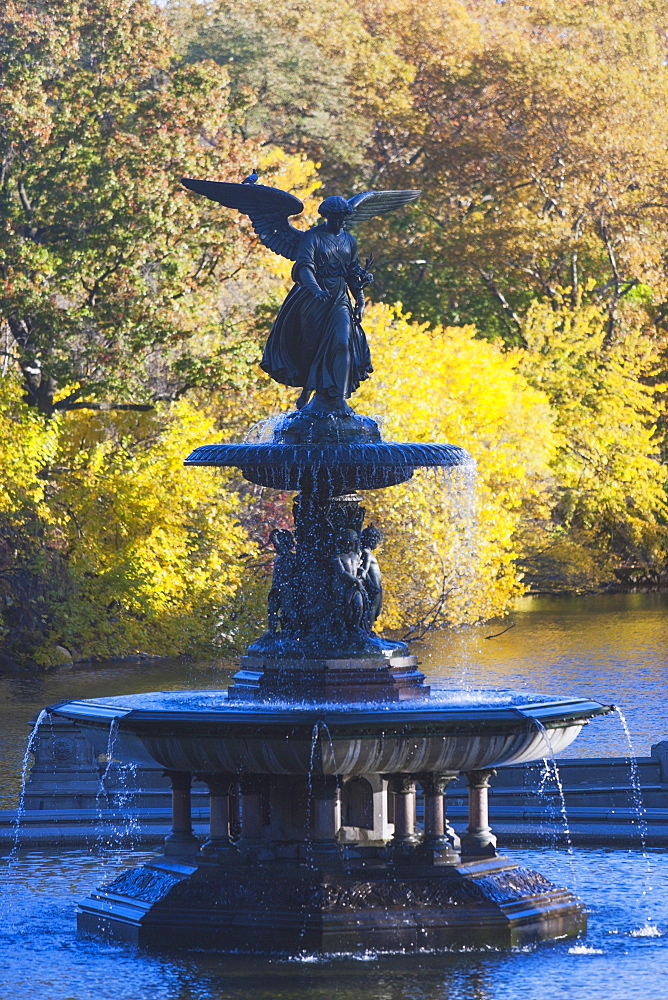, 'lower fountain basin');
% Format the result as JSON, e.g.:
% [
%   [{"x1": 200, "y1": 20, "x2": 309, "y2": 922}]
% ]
[{"x1": 50, "y1": 690, "x2": 610, "y2": 776}]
